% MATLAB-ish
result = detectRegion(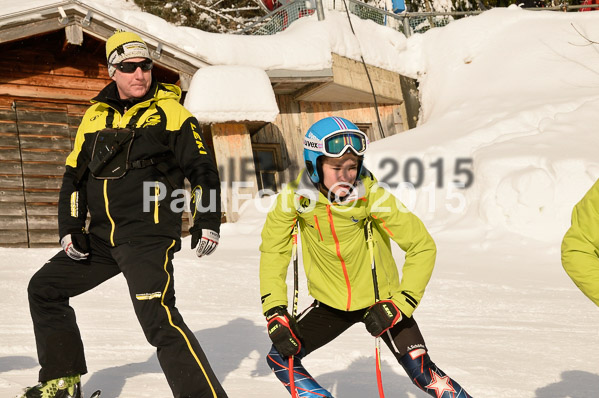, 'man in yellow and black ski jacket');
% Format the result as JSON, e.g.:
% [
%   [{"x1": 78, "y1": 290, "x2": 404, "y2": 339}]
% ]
[
  {"x1": 23, "y1": 31, "x2": 227, "y2": 398},
  {"x1": 58, "y1": 78, "x2": 220, "y2": 245}
]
